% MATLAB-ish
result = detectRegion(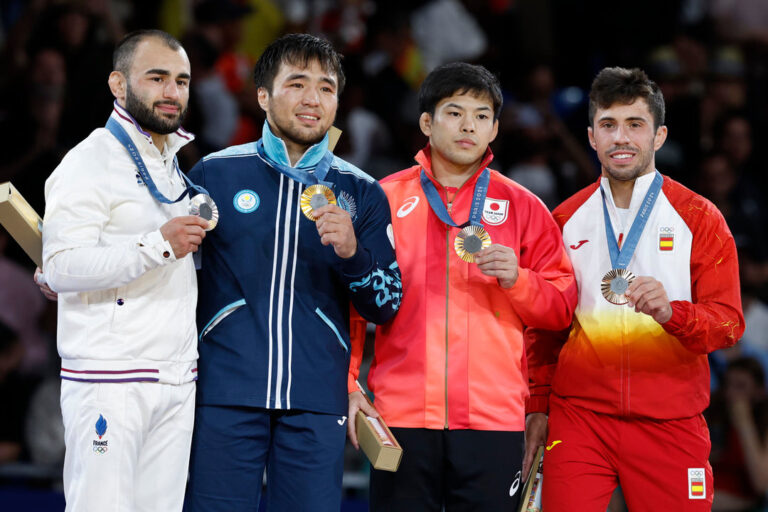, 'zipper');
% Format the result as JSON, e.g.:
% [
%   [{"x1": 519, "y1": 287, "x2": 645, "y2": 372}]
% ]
[{"x1": 444, "y1": 190, "x2": 452, "y2": 429}]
